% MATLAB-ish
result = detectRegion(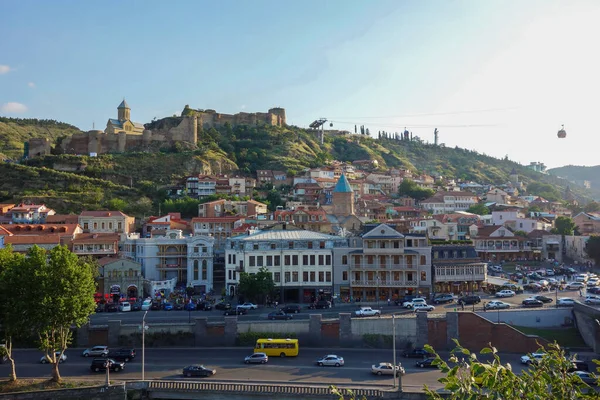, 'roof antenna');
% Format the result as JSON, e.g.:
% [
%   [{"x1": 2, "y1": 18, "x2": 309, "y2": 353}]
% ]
[{"x1": 93, "y1": 121, "x2": 95, "y2": 130}]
